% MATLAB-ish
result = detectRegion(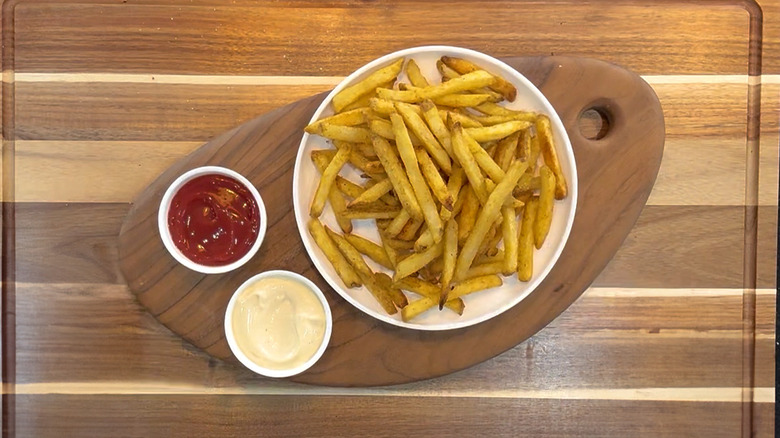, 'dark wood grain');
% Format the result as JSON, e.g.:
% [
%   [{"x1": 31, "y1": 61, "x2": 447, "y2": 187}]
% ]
[
  {"x1": 116, "y1": 57, "x2": 665, "y2": 386},
  {"x1": 13, "y1": 395, "x2": 775, "y2": 438}
]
